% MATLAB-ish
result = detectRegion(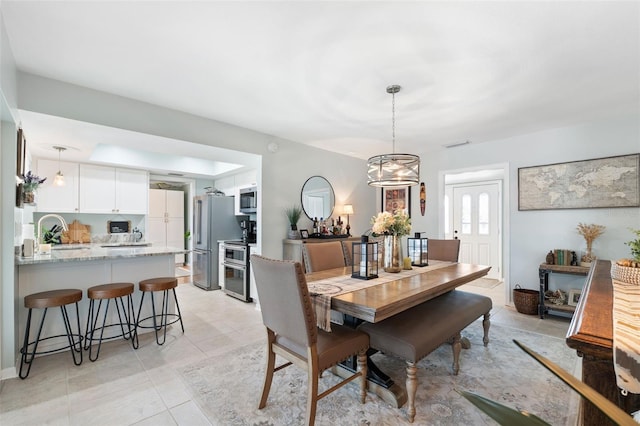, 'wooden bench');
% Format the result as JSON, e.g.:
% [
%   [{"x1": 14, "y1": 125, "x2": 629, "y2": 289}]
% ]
[{"x1": 358, "y1": 289, "x2": 492, "y2": 423}]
